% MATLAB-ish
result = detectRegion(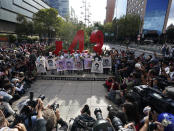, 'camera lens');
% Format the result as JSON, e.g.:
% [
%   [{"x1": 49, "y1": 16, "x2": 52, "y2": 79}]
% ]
[{"x1": 107, "y1": 105, "x2": 113, "y2": 112}]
